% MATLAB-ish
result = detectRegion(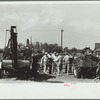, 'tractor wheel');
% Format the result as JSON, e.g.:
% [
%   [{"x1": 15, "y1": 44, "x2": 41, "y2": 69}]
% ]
[{"x1": 73, "y1": 67, "x2": 81, "y2": 78}]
